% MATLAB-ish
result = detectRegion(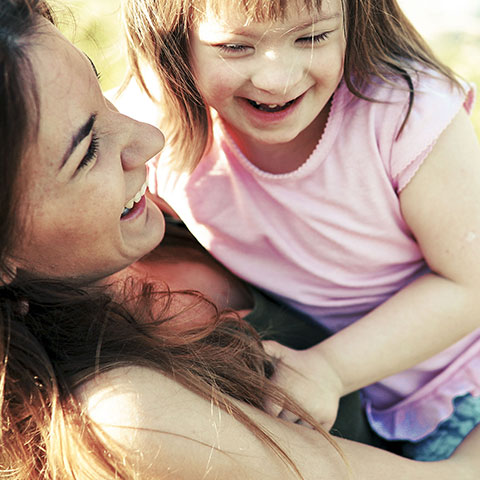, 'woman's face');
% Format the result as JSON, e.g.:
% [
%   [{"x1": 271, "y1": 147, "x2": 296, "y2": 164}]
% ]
[{"x1": 13, "y1": 22, "x2": 166, "y2": 282}]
